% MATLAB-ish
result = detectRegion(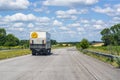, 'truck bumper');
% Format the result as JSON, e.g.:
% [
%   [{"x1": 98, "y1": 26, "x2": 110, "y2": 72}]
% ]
[{"x1": 30, "y1": 44, "x2": 51, "y2": 55}]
